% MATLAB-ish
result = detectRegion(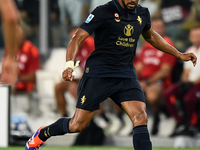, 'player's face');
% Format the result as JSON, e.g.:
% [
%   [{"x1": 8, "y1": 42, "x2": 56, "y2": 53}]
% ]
[
  {"x1": 121, "y1": 0, "x2": 138, "y2": 11},
  {"x1": 189, "y1": 28, "x2": 200, "y2": 47},
  {"x1": 151, "y1": 20, "x2": 165, "y2": 37}
]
